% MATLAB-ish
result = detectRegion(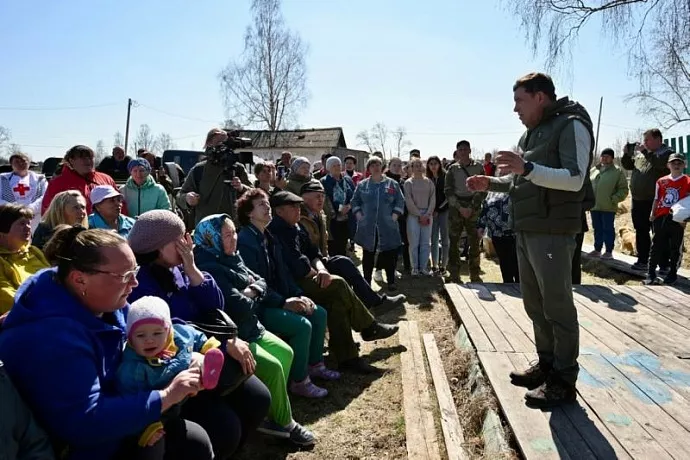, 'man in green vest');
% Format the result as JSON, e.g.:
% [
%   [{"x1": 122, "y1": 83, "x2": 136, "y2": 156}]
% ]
[{"x1": 468, "y1": 72, "x2": 594, "y2": 408}]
